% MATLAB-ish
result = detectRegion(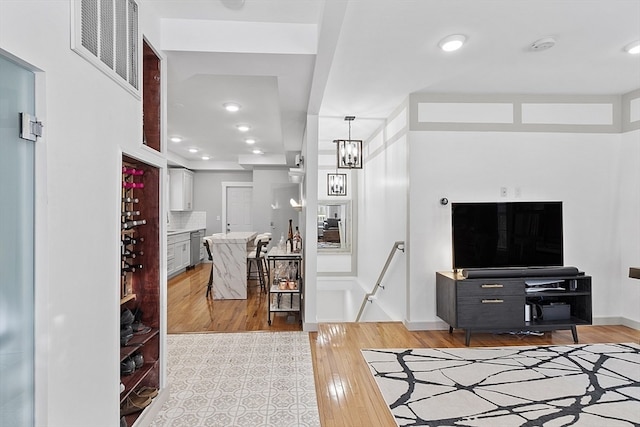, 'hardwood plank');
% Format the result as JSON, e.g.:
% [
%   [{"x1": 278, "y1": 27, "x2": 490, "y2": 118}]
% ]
[
  {"x1": 309, "y1": 322, "x2": 640, "y2": 427},
  {"x1": 167, "y1": 267, "x2": 640, "y2": 426}
]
